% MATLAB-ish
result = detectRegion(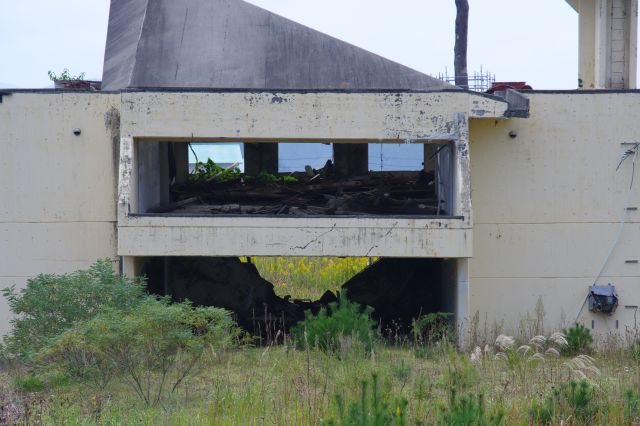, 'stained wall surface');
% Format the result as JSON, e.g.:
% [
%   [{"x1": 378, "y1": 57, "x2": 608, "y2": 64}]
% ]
[
  {"x1": 469, "y1": 91, "x2": 640, "y2": 340},
  {"x1": 116, "y1": 90, "x2": 508, "y2": 259},
  {"x1": 0, "y1": 92, "x2": 120, "y2": 336}
]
